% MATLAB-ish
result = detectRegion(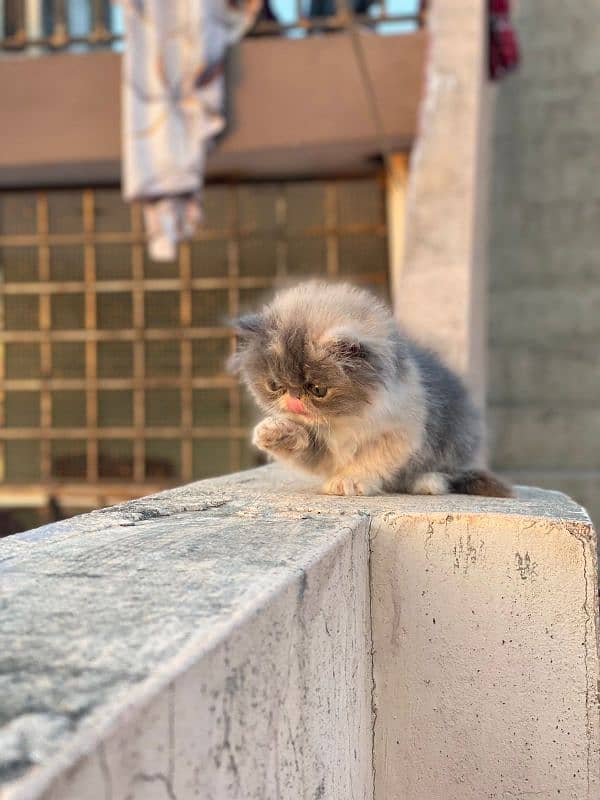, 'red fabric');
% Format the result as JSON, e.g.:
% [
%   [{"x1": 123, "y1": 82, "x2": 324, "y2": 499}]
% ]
[{"x1": 489, "y1": 0, "x2": 520, "y2": 79}]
